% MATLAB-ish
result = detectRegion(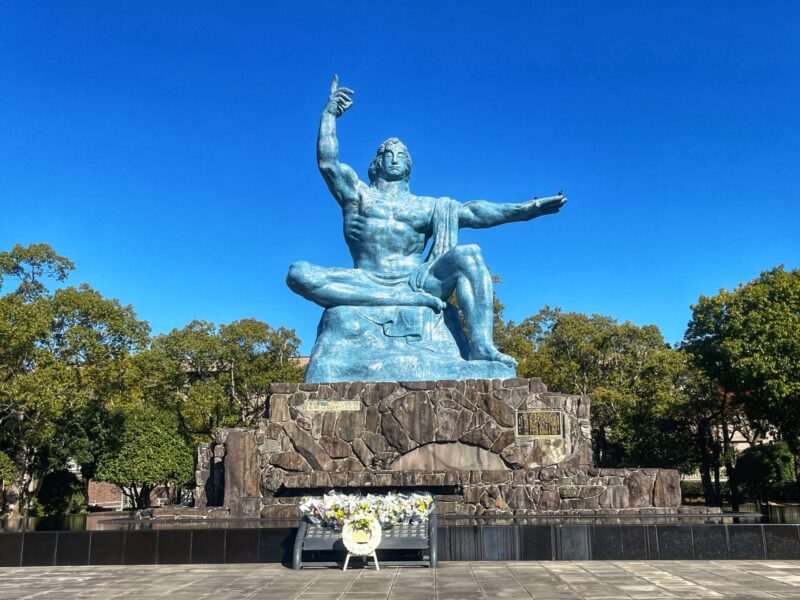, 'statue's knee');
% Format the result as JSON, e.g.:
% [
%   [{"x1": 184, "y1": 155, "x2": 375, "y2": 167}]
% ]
[
  {"x1": 456, "y1": 244, "x2": 484, "y2": 267},
  {"x1": 287, "y1": 261, "x2": 312, "y2": 292}
]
